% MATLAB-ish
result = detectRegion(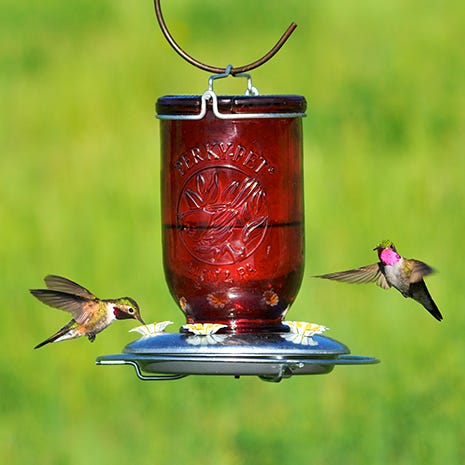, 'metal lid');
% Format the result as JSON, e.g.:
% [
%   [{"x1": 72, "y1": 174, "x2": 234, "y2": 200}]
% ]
[
  {"x1": 156, "y1": 94, "x2": 307, "y2": 120},
  {"x1": 157, "y1": 94, "x2": 306, "y2": 115}
]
